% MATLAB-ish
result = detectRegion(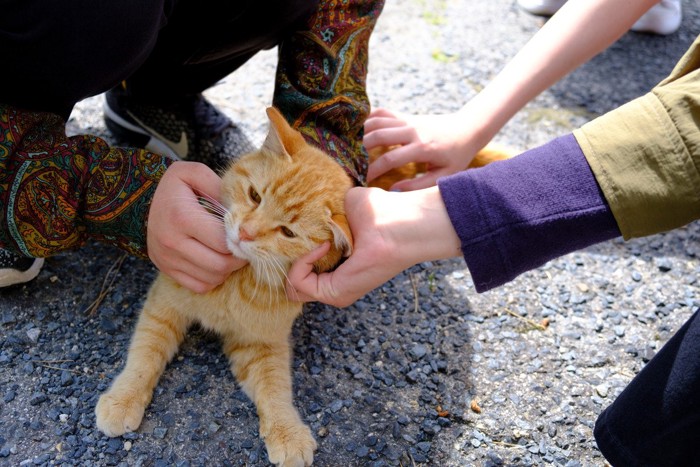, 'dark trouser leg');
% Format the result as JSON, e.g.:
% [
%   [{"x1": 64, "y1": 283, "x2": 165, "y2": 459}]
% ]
[
  {"x1": 125, "y1": 0, "x2": 319, "y2": 102},
  {"x1": 594, "y1": 308, "x2": 700, "y2": 467}
]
